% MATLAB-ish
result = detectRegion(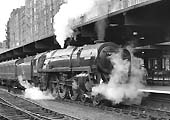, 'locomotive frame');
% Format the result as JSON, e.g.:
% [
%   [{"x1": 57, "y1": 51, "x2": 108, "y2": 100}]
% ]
[{"x1": 0, "y1": 42, "x2": 131, "y2": 104}]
